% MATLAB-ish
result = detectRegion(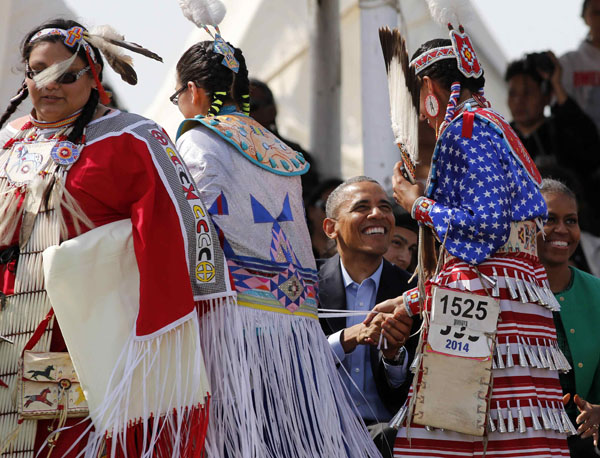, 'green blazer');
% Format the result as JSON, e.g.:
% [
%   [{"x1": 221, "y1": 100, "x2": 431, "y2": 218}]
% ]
[{"x1": 555, "y1": 267, "x2": 600, "y2": 403}]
